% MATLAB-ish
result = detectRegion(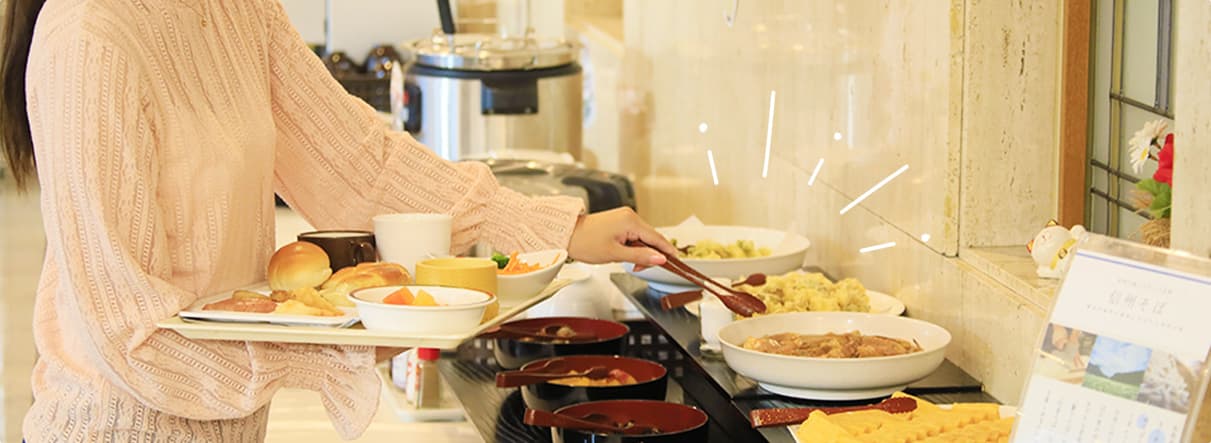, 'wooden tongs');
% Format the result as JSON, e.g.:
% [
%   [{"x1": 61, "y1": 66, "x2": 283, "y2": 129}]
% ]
[
  {"x1": 659, "y1": 273, "x2": 768, "y2": 311},
  {"x1": 627, "y1": 240, "x2": 767, "y2": 317},
  {"x1": 748, "y1": 397, "x2": 917, "y2": 428}
]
